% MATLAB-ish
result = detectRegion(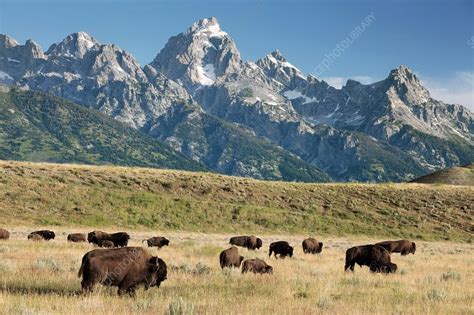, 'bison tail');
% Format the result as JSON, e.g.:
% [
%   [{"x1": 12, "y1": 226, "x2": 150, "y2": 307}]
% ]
[{"x1": 78, "y1": 263, "x2": 84, "y2": 278}]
